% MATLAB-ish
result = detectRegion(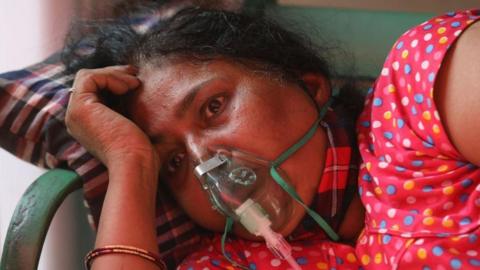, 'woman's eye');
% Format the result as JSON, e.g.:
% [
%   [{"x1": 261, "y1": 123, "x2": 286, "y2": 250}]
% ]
[
  {"x1": 204, "y1": 96, "x2": 226, "y2": 119},
  {"x1": 167, "y1": 152, "x2": 185, "y2": 172}
]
